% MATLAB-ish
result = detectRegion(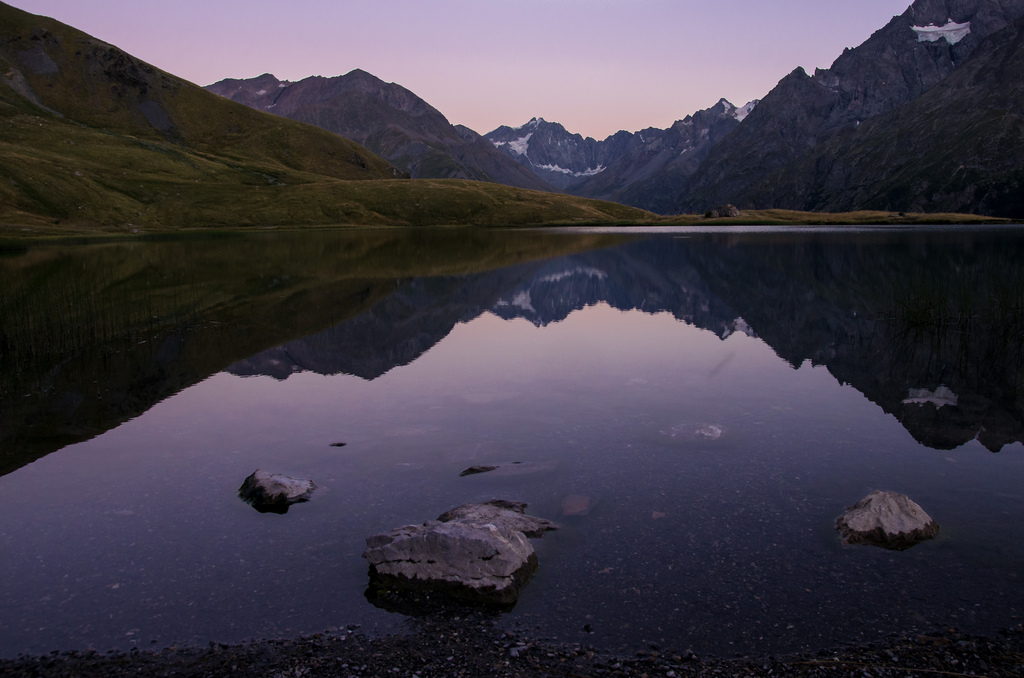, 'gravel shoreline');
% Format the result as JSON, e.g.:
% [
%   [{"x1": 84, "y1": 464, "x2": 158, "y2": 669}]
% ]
[{"x1": 2, "y1": 616, "x2": 1021, "y2": 678}]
